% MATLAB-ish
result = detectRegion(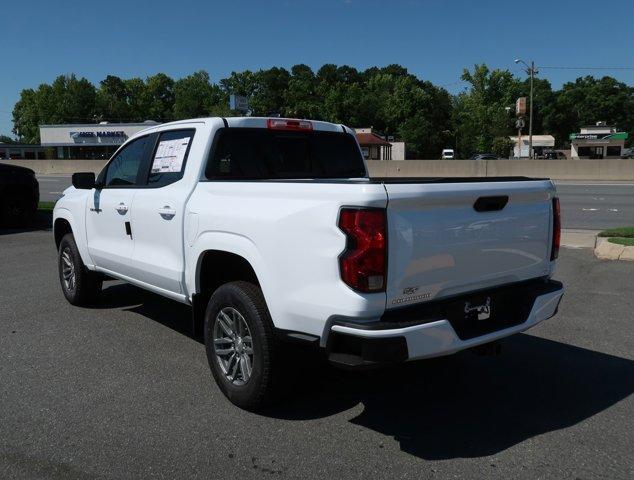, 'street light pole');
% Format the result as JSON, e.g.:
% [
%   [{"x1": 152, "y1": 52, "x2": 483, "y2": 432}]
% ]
[
  {"x1": 528, "y1": 61, "x2": 534, "y2": 159},
  {"x1": 515, "y1": 59, "x2": 538, "y2": 158}
]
